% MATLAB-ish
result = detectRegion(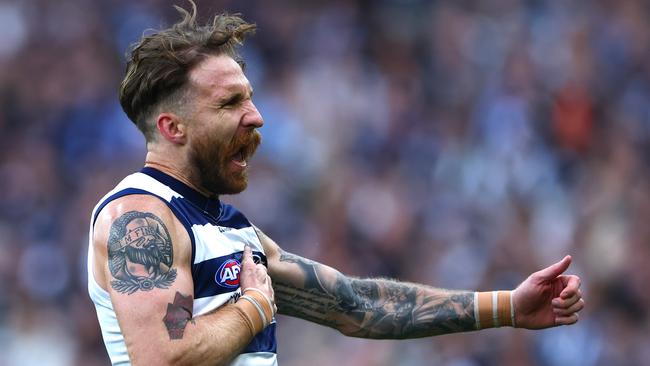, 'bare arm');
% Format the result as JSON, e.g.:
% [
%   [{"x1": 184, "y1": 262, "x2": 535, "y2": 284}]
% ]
[
  {"x1": 256, "y1": 229, "x2": 475, "y2": 339},
  {"x1": 92, "y1": 196, "x2": 273, "y2": 366},
  {"x1": 274, "y1": 250, "x2": 476, "y2": 338},
  {"x1": 256, "y1": 228, "x2": 584, "y2": 339}
]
